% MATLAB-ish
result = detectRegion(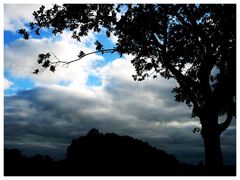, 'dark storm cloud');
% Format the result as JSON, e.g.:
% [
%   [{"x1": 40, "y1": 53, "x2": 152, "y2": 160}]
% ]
[{"x1": 4, "y1": 80, "x2": 236, "y2": 164}]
